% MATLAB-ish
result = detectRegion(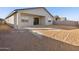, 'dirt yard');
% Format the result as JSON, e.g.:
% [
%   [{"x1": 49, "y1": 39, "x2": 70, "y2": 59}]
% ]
[
  {"x1": 33, "y1": 29, "x2": 79, "y2": 46},
  {"x1": 1, "y1": 29, "x2": 79, "y2": 51},
  {"x1": 0, "y1": 23, "x2": 12, "y2": 31},
  {"x1": 0, "y1": 25, "x2": 79, "y2": 51}
]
